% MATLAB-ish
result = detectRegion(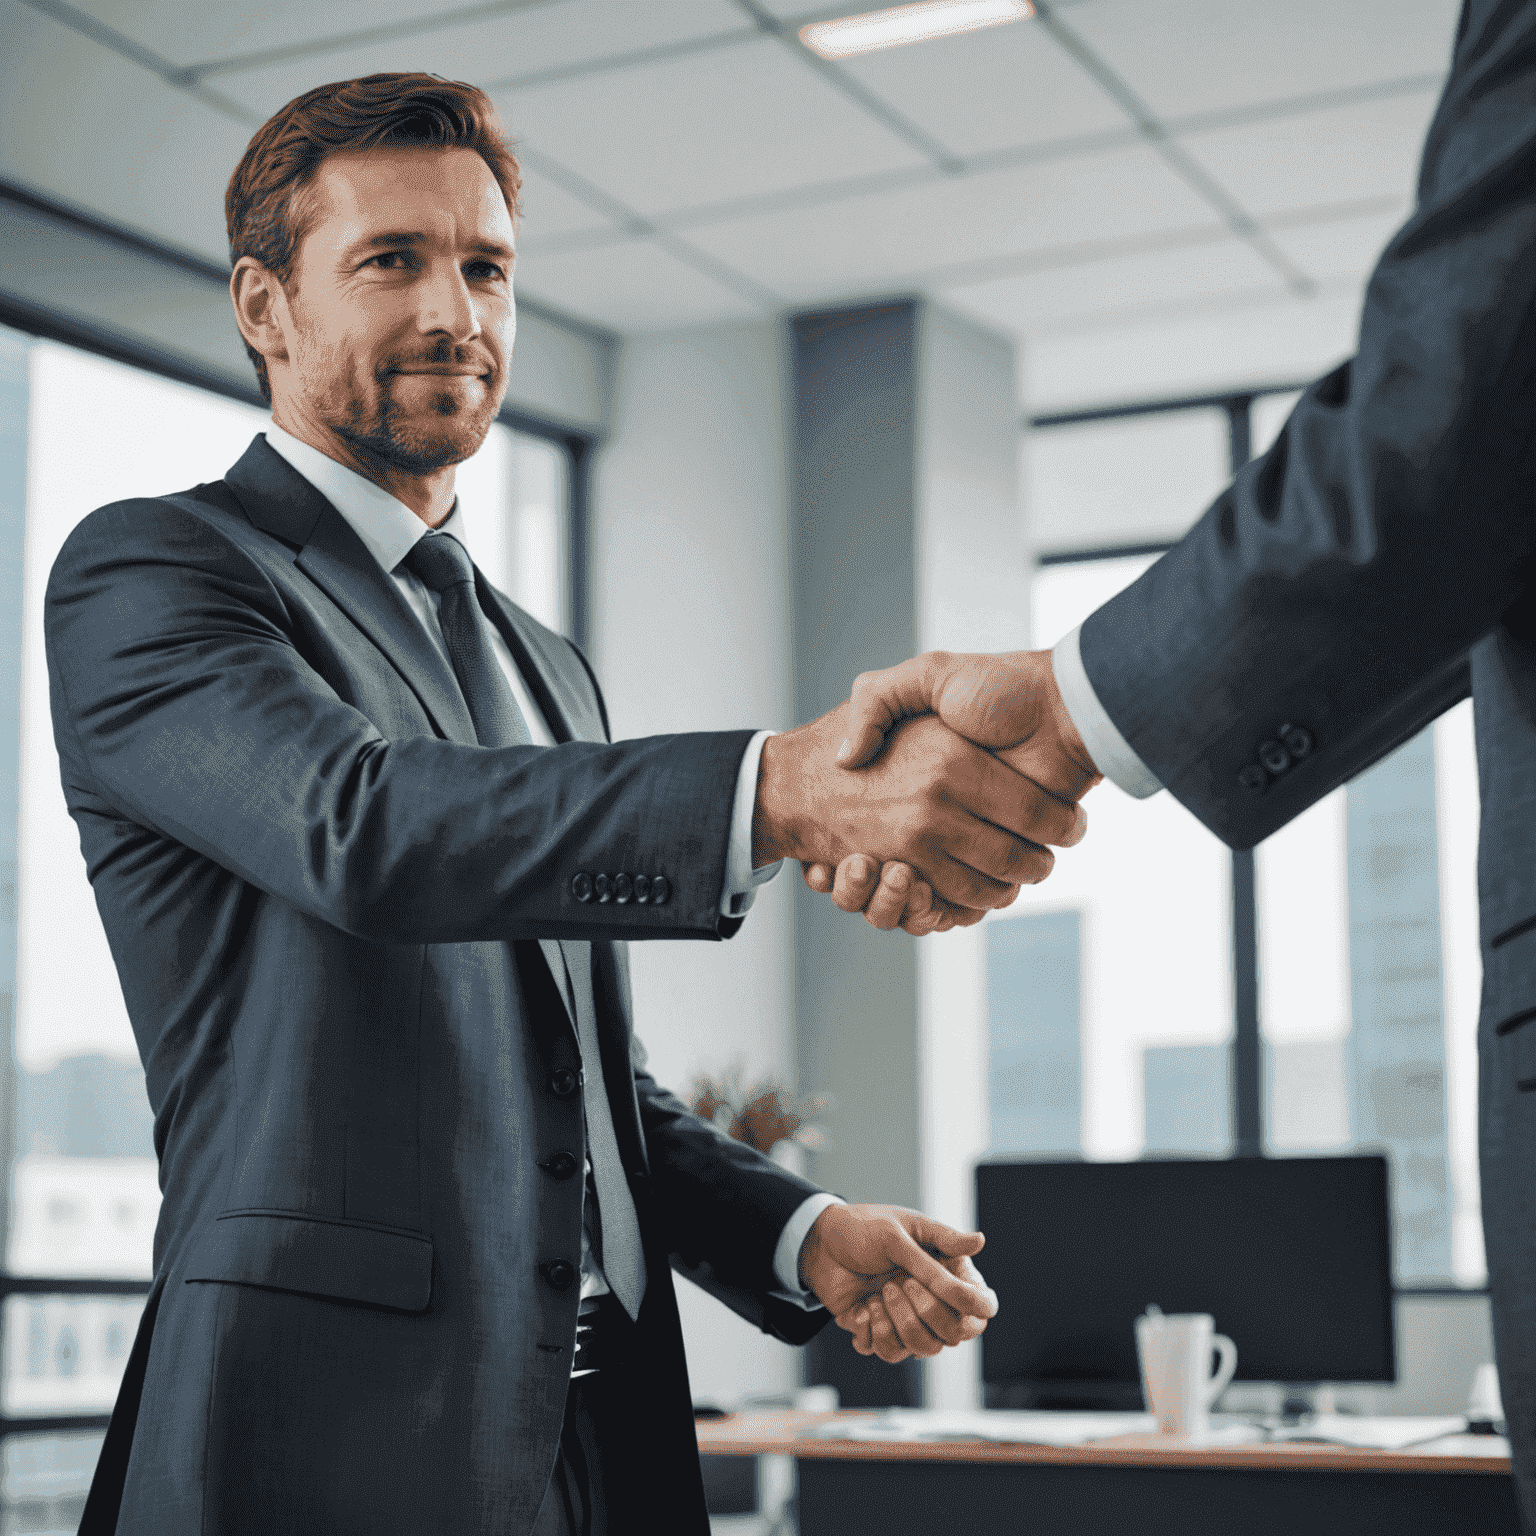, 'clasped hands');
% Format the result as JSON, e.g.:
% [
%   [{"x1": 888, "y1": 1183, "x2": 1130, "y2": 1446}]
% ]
[
  {"x1": 752, "y1": 648, "x2": 1102, "y2": 934},
  {"x1": 798, "y1": 1202, "x2": 999, "y2": 1363}
]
